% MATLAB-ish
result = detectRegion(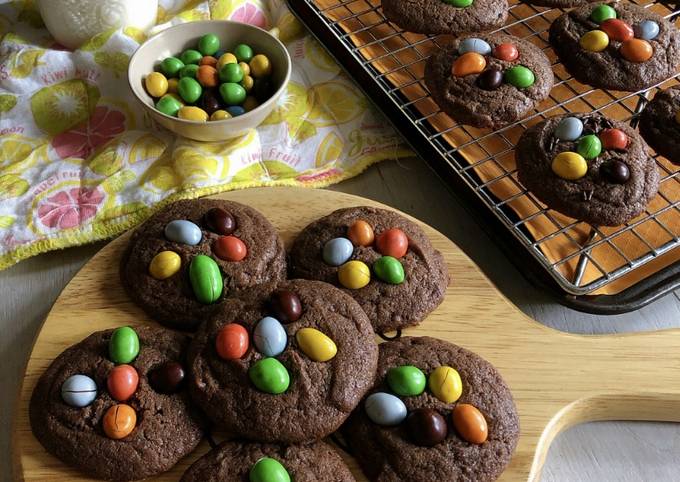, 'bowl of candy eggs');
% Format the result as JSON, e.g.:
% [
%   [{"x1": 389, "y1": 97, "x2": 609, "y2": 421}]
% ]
[{"x1": 128, "y1": 20, "x2": 291, "y2": 141}]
